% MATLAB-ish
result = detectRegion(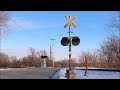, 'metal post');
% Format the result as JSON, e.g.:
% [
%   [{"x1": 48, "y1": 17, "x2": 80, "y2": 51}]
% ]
[
  {"x1": 50, "y1": 39, "x2": 55, "y2": 67},
  {"x1": 118, "y1": 12, "x2": 120, "y2": 78},
  {"x1": 50, "y1": 45, "x2": 52, "y2": 61},
  {"x1": 64, "y1": 15, "x2": 77, "y2": 79},
  {"x1": 68, "y1": 16, "x2": 72, "y2": 70}
]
